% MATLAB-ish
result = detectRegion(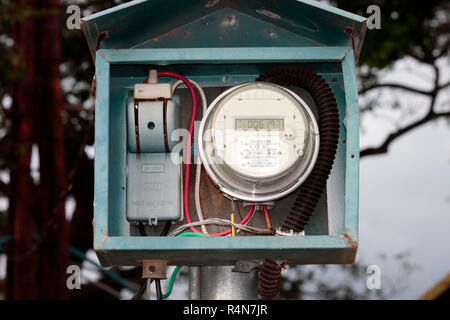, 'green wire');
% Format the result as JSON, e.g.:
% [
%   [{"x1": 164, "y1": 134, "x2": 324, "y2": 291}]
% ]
[
  {"x1": 176, "y1": 232, "x2": 210, "y2": 238},
  {"x1": 162, "y1": 232, "x2": 210, "y2": 299},
  {"x1": 162, "y1": 265, "x2": 181, "y2": 299}
]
